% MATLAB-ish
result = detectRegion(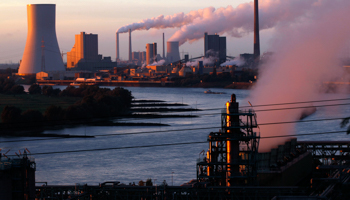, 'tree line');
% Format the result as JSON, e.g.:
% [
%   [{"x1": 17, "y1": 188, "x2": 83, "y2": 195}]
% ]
[{"x1": 1, "y1": 84, "x2": 133, "y2": 132}]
